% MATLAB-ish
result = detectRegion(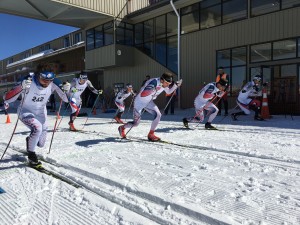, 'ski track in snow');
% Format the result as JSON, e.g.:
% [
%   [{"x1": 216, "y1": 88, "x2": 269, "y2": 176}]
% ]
[{"x1": 0, "y1": 110, "x2": 300, "y2": 225}]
